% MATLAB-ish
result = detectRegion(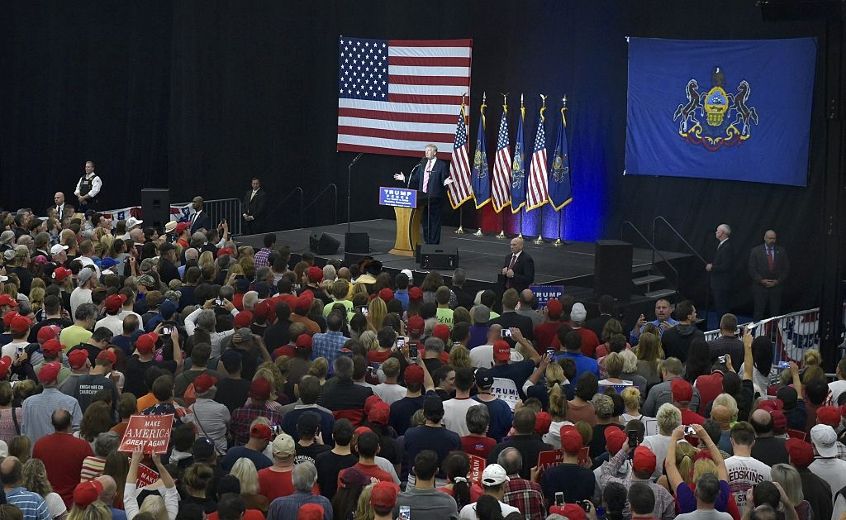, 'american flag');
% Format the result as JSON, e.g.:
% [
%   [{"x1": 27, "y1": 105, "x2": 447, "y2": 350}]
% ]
[
  {"x1": 491, "y1": 109, "x2": 512, "y2": 212},
  {"x1": 526, "y1": 109, "x2": 549, "y2": 211},
  {"x1": 447, "y1": 105, "x2": 473, "y2": 209},
  {"x1": 336, "y1": 37, "x2": 473, "y2": 159}
]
